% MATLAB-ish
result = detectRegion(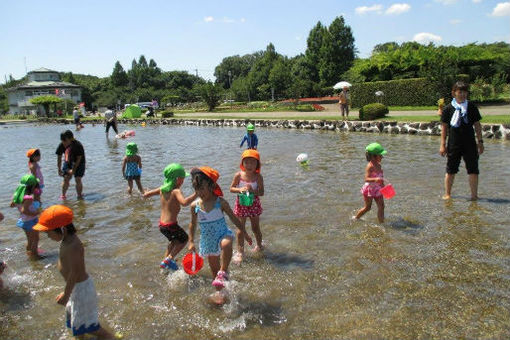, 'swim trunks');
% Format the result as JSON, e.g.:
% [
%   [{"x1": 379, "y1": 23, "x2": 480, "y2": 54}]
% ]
[
  {"x1": 159, "y1": 221, "x2": 189, "y2": 244},
  {"x1": 65, "y1": 276, "x2": 101, "y2": 336}
]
